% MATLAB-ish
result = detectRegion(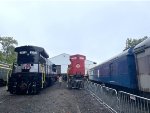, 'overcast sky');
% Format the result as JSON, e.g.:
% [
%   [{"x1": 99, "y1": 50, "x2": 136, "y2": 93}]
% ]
[{"x1": 0, "y1": 0, "x2": 150, "y2": 64}]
